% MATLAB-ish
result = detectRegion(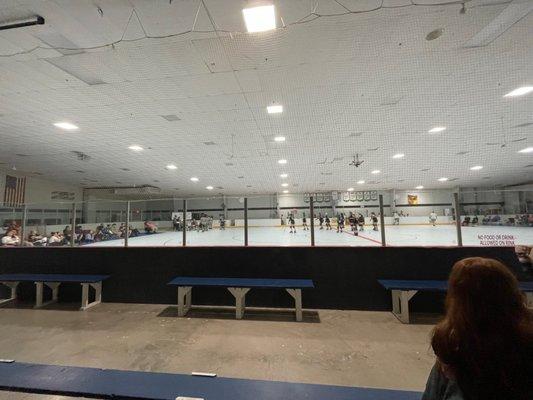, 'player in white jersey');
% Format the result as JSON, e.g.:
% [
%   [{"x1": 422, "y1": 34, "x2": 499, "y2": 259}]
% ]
[{"x1": 429, "y1": 211, "x2": 438, "y2": 226}]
